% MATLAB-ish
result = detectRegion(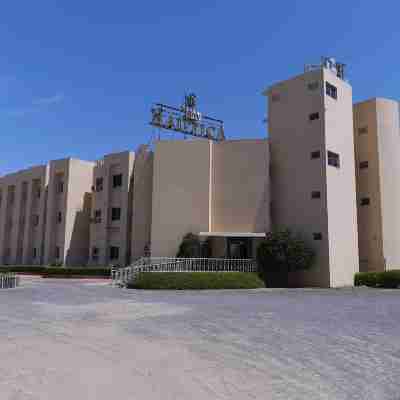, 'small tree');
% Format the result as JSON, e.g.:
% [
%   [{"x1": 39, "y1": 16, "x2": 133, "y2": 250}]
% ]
[
  {"x1": 256, "y1": 229, "x2": 315, "y2": 287},
  {"x1": 177, "y1": 233, "x2": 201, "y2": 258}
]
